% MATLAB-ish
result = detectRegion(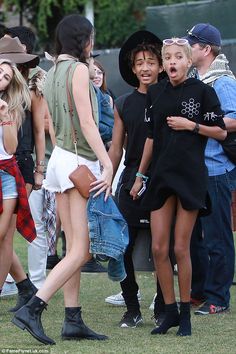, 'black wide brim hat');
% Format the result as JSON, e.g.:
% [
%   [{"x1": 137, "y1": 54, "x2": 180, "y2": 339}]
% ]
[{"x1": 119, "y1": 30, "x2": 163, "y2": 87}]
